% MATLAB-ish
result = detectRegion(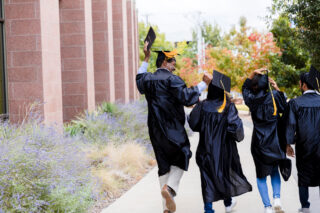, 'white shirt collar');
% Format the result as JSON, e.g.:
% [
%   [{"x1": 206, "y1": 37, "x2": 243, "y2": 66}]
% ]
[{"x1": 303, "y1": 90, "x2": 320, "y2": 95}]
